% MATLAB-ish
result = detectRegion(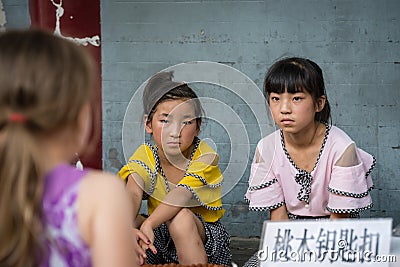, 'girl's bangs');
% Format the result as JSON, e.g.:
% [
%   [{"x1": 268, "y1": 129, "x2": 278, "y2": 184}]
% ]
[{"x1": 265, "y1": 64, "x2": 308, "y2": 95}]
